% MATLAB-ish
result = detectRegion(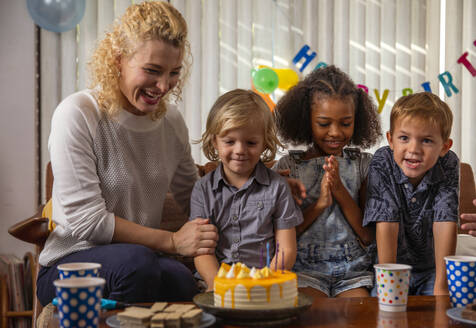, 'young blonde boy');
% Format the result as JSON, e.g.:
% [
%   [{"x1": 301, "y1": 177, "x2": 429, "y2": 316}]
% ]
[
  {"x1": 190, "y1": 89, "x2": 303, "y2": 291},
  {"x1": 363, "y1": 92, "x2": 459, "y2": 295}
]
